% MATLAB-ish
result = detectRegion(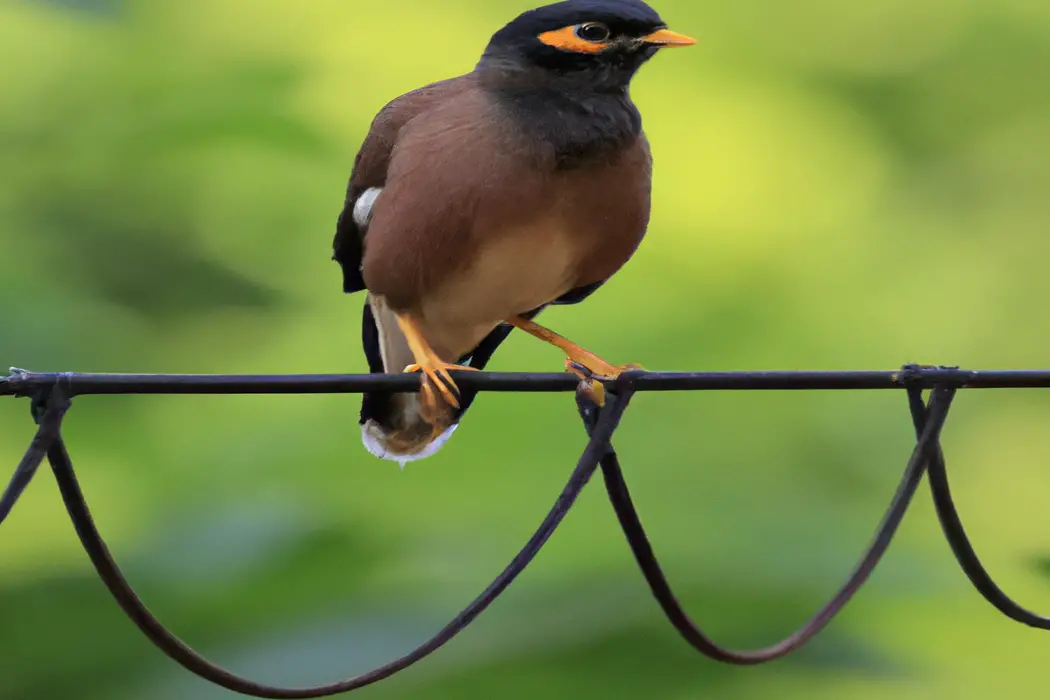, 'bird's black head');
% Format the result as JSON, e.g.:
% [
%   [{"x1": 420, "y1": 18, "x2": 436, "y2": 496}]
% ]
[{"x1": 478, "y1": 0, "x2": 694, "y2": 93}]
